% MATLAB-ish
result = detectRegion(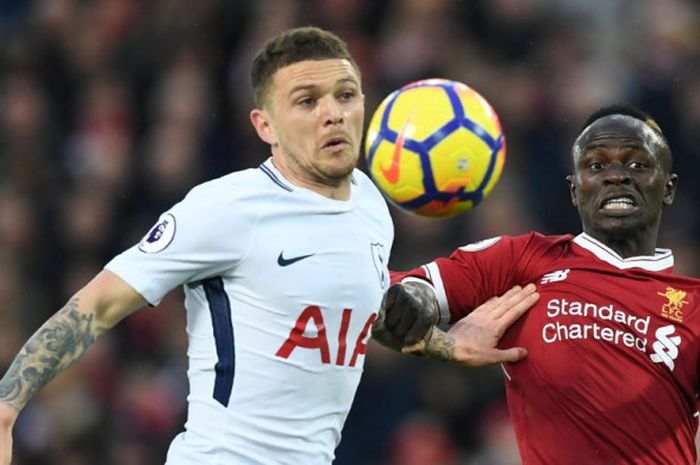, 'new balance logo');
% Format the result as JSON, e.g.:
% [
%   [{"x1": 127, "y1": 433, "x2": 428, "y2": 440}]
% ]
[
  {"x1": 650, "y1": 325, "x2": 681, "y2": 371},
  {"x1": 540, "y1": 269, "x2": 570, "y2": 284}
]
